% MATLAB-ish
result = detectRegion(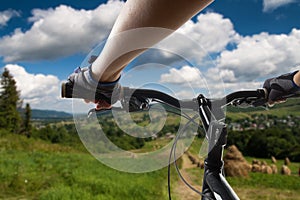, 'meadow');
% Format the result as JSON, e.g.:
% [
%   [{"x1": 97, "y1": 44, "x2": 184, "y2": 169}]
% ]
[
  {"x1": 1, "y1": 133, "x2": 299, "y2": 200},
  {"x1": 1, "y1": 99, "x2": 300, "y2": 200},
  {"x1": 0, "y1": 133, "x2": 170, "y2": 200}
]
